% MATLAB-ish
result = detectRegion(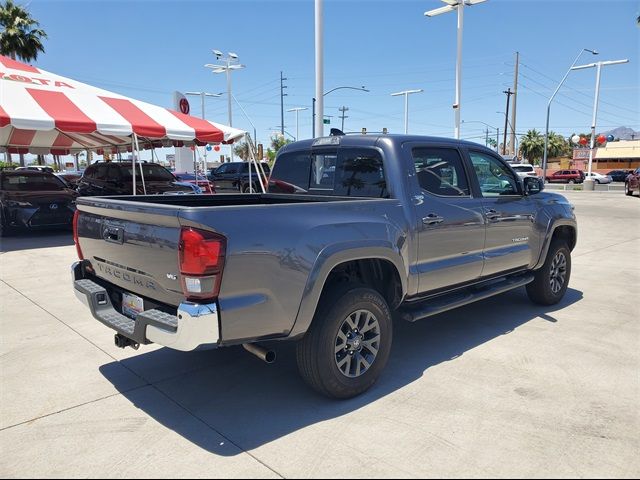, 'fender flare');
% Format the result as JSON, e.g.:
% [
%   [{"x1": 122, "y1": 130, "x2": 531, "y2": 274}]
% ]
[
  {"x1": 534, "y1": 220, "x2": 577, "y2": 270},
  {"x1": 287, "y1": 241, "x2": 407, "y2": 339}
]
